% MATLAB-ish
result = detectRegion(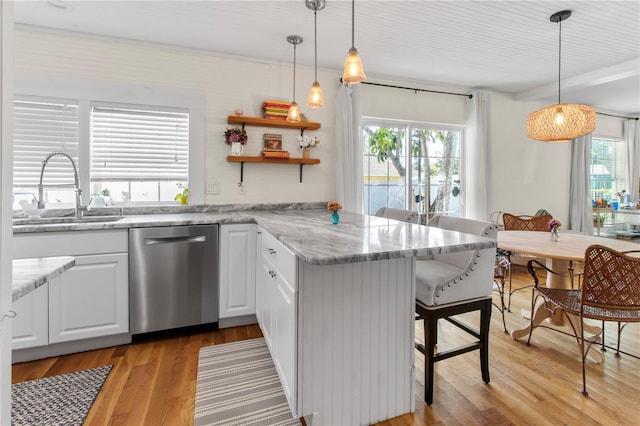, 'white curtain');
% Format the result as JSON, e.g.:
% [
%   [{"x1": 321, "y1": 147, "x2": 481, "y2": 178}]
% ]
[
  {"x1": 569, "y1": 134, "x2": 593, "y2": 234},
  {"x1": 334, "y1": 84, "x2": 363, "y2": 213},
  {"x1": 624, "y1": 119, "x2": 640, "y2": 204},
  {"x1": 463, "y1": 90, "x2": 490, "y2": 220}
]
